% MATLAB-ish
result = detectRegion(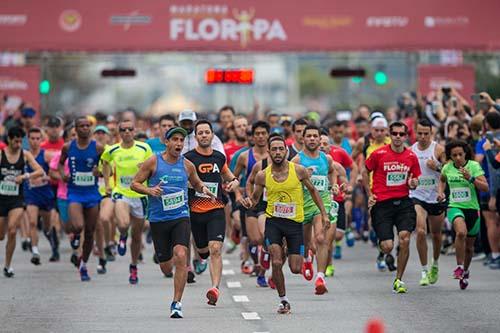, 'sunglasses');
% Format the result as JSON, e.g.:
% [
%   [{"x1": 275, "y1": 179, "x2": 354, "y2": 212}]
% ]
[
  {"x1": 390, "y1": 131, "x2": 407, "y2": 137},
  {"x1": 119, "y1": 127, "x2": 134, "y2": 132}
]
